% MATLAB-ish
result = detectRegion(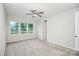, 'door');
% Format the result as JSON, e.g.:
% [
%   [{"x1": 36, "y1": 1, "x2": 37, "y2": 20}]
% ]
[
  {"x1": 43, "y1": 20, "x2": 47, "y2": 40},
  {"x1": 75, "y1": 12, "x2": 79, "y2": 51}
]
